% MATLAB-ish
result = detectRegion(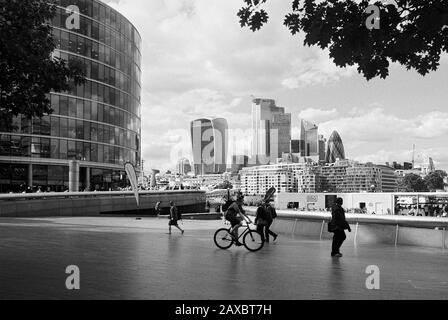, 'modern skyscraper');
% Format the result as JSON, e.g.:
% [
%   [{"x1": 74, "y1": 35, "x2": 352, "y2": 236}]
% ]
[
  {"x1": 300, "y1": 119, "x2": 319, "y2": 157},
  {"x1": 190, "y1": 118, "x2": 228, "y2": 175},
  {"x1": 177, "y1": 158, "x2": 192, "y2": 175},
  {"x1": 251, "y1": 98, "x2": 291, "y2": 163},
  {"x1": 0, "y1": 0, "x2": 142, "y2": 192},
  {"x1": 231, "y1": 155, "x2": 249, "y2": 174},
  {"x1": 290, "y1": 140, "x2": 301, "y2": 154},
  {"x1": 318, "y1": 135, "x2": 326, "y2": 162},
  {"x1": 325, "y1": 131, "x2": 345, "y2": 163}
]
